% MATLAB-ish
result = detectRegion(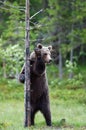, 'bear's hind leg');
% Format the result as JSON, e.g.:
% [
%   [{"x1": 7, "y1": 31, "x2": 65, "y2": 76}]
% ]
[
  {"x1": 31, "y1": 110, "x2": 35, "y2": 125},
  {"x1": 41, "y1": 105, "x2": 51, "y2": 126}
]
